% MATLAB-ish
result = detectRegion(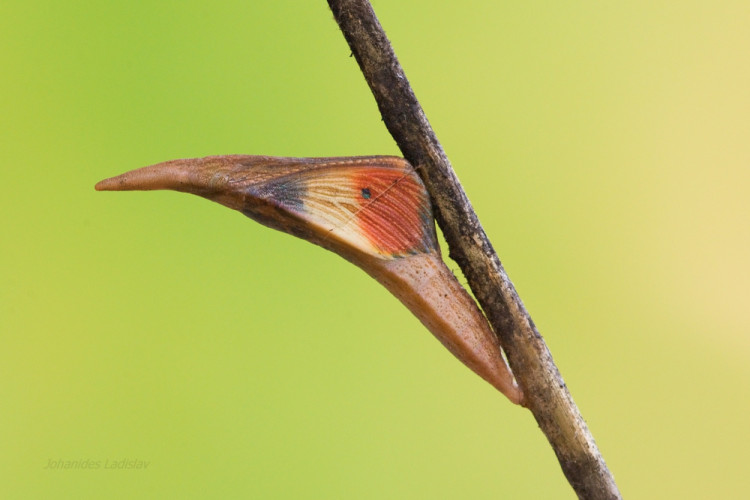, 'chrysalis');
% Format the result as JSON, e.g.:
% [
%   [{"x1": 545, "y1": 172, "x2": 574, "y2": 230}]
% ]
[{"x1": 97, "y1": 155, "x2": 522, "y2": 405}]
